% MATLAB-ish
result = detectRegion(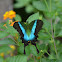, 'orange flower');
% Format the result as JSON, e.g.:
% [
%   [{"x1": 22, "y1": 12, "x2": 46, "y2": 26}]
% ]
[
  {"x1": 3, "y1": 11, "x2": 9, "y2": 20},
  {"x1": 8, "y1": 10, "x2": 16, "y2": 19},
  {"x1": 3, "y1": 10, "x2": 16, "y2": 20}
]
